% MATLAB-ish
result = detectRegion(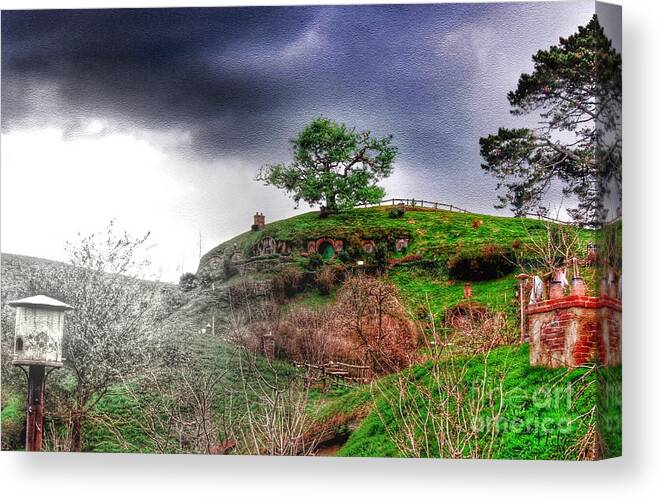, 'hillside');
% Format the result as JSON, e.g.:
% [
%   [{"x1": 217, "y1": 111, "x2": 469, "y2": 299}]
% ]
[
  {"x1": 196, "y1": 205, "x2": 596, "y2": 321},
  {"x1": 188, "y1": 205, "x2": 620, "y2": 460},
  {"x1": 2, "y1": 208, "x2": 619, "y2": 458},
  {"x1": 200, "y1": 205, "x2": 581, "y2": 270}
]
